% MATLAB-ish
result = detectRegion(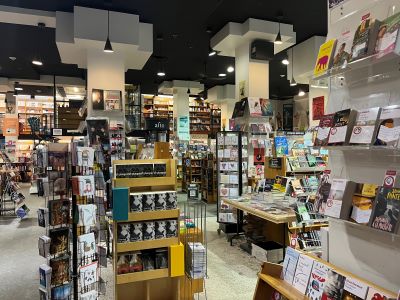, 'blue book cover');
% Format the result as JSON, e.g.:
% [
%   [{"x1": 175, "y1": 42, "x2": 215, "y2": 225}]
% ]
[
  {"x1": 274, "y1": 136, "x2": 289, "y2": 157},
  {"x1": 112, "y1": 187, "x2": 129, "y2": 221},
  {"x1": 281, "y1": 248, "x2": 300, "y2": 284}
]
